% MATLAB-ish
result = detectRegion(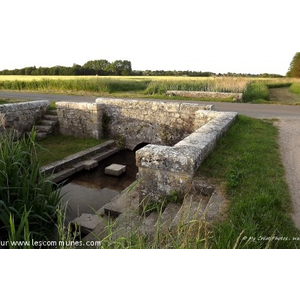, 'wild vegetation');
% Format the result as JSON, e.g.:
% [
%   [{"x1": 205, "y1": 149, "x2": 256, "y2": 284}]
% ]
[
  {"x1": 0, "y1": 129, "x2": 62, "y2": 247},
  {"x1": 290, "y1": 82, "x2": 300, "y2": 95},
  {"x1": 1, "y1": 75, "x2": 300, "y2": 103}
]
